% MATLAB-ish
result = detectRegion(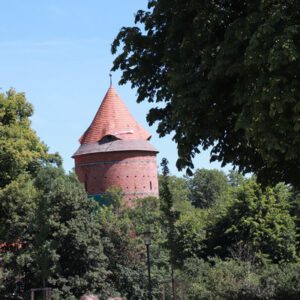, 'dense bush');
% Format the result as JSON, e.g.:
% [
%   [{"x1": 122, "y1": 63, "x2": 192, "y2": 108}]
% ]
[{"x1": 181, "y1": 257, "x2": 300, "y2": 300}]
